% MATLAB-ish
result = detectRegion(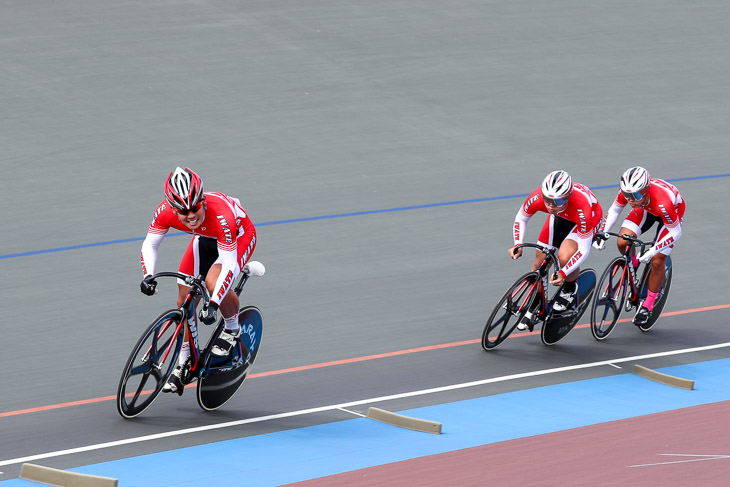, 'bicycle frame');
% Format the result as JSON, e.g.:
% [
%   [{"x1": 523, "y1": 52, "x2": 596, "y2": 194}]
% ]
[
  {"x1": 604, "y1": 232, "x2": 655, "y2": 308},
  {"x1": 145, "y1": 270, "x2": 252, "y2": 379},
  {"x1": 513, "y1": 243, "x2": 561, "y2": 322}
]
